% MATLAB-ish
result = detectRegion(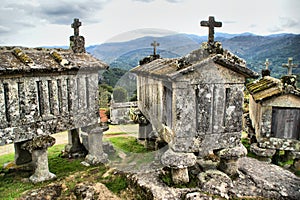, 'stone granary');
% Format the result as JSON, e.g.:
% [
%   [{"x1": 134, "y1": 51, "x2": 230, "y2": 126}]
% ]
[
  {"x1": 131, "y1": 16, "x2": 259, "y2": 184},
  {"x1": 246, "y1": 58, "x2": 300, "y2": 163},
  {"x1": 0, "y1": 18, "x2": 108, "y2": 183}
]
